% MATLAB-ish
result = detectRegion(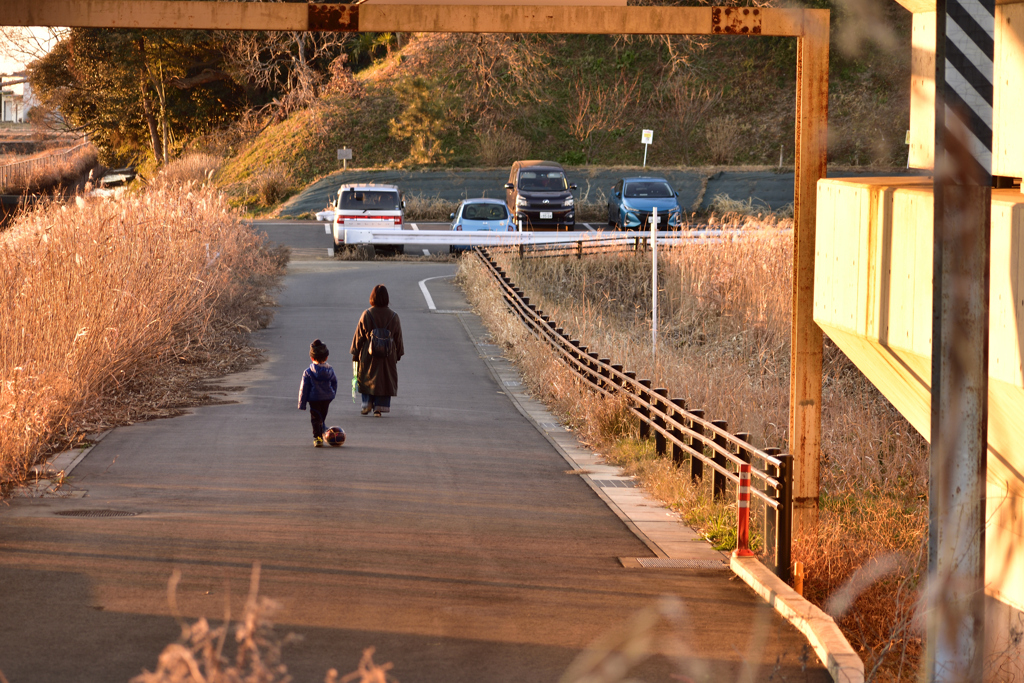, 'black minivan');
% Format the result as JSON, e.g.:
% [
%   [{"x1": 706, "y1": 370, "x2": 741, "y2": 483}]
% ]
[{"x1": 504, "y1": 160, "x2": 577, "y2": 231}]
